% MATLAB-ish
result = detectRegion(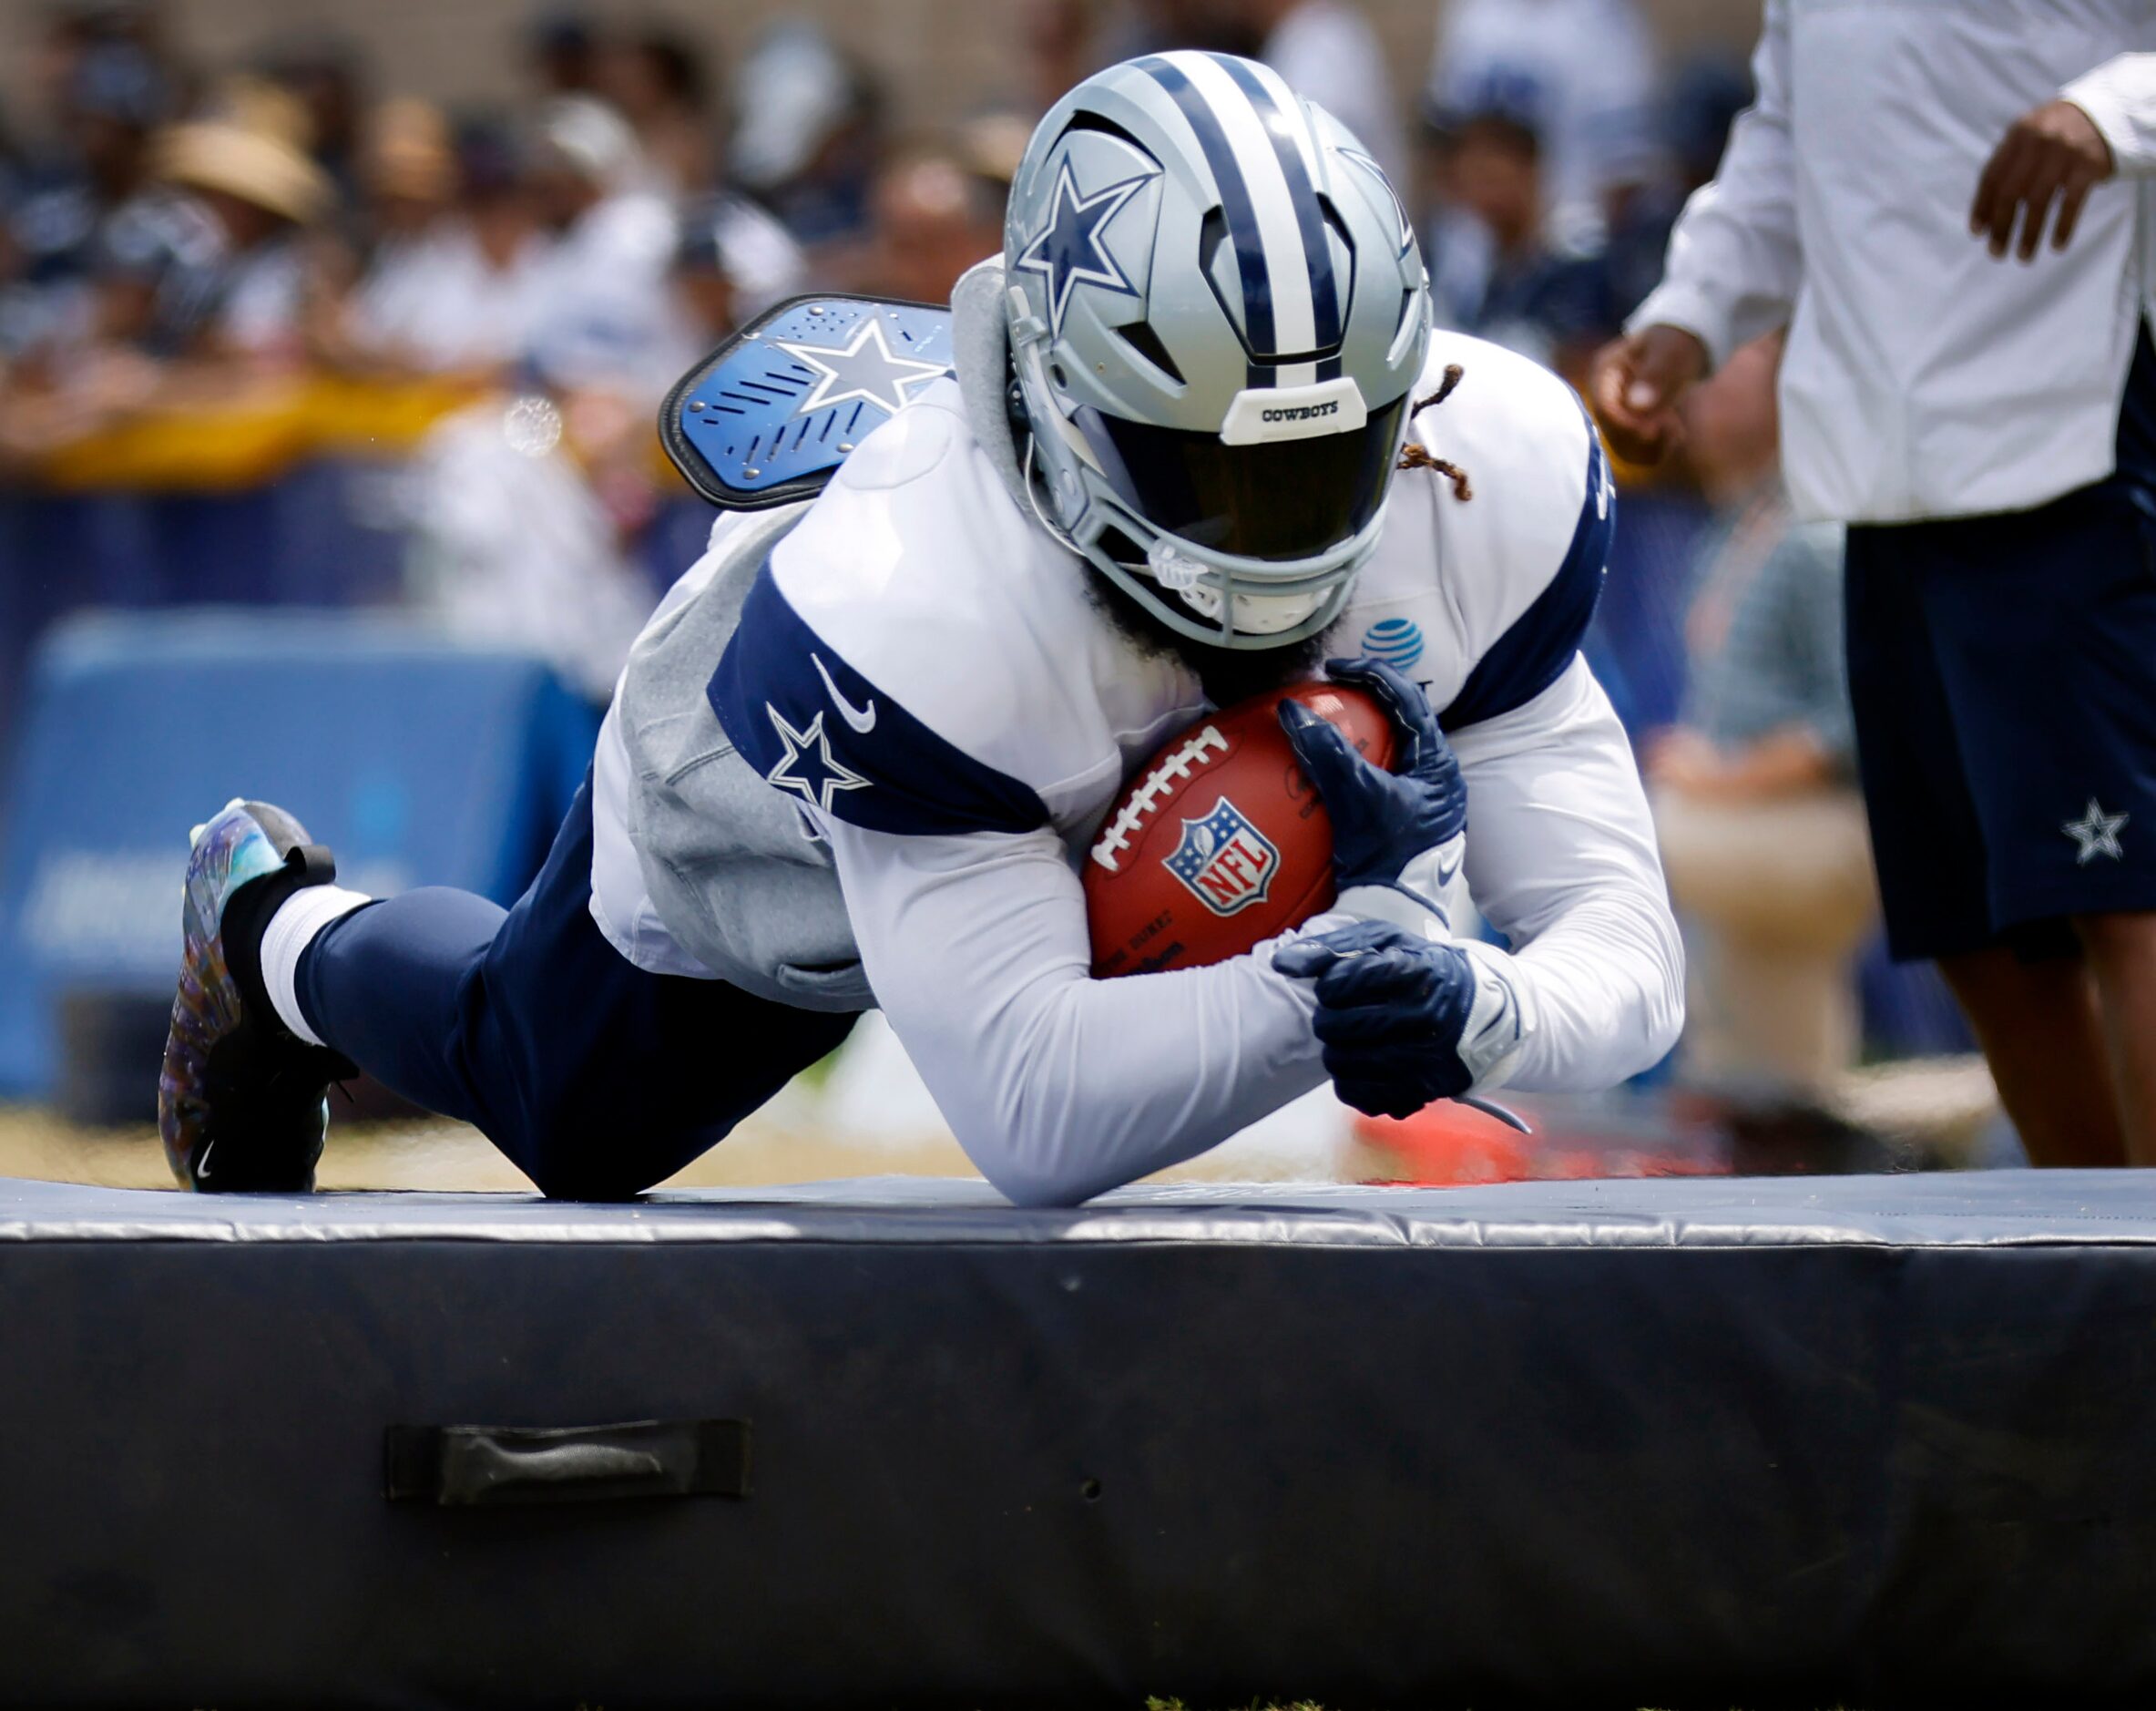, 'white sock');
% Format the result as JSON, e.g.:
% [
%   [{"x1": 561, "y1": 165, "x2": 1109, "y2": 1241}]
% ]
[{"x1": 259, "y1": 885, "x2": 372, "y2": 1046}]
